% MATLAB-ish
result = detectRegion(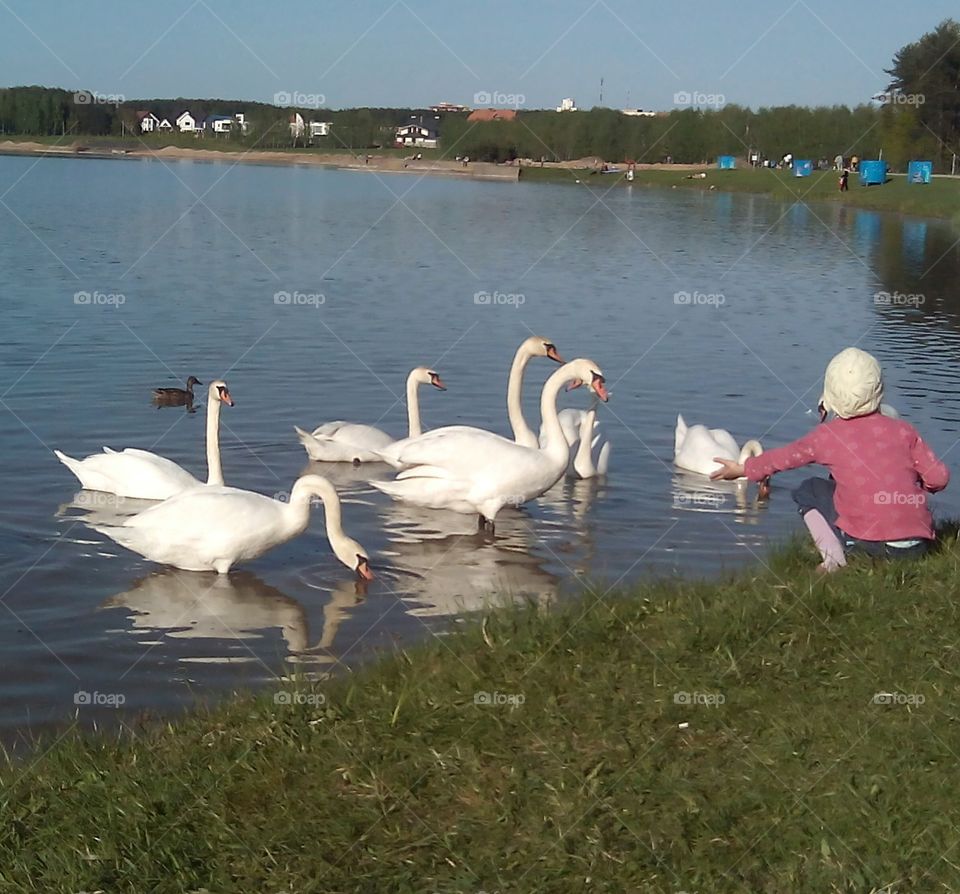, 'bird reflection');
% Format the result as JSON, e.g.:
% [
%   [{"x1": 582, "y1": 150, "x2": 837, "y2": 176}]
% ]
[
  {"x1": 671, "y1": 471, "x2": 769, "y2": 524},
  {"x1": 100, "y1": 569, "x2": 365, "y2": 662},
  {"x1": 377, "y1": 503, "x2": 558, "y2": 617},
  {"x1": 57, "y1": 490, "x2": 156, "y2": 527},
  {"x1": 152, "y1": 393, "x2": 197, "y2": 413}
]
